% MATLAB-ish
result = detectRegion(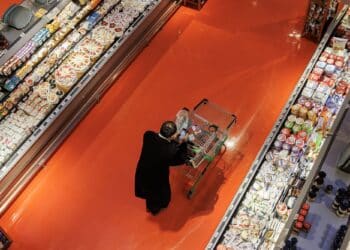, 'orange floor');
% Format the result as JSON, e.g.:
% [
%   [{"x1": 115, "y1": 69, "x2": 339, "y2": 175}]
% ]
[{"x1": 0, "y1": 1, "x2": 317, "y2": 249}]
